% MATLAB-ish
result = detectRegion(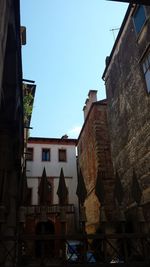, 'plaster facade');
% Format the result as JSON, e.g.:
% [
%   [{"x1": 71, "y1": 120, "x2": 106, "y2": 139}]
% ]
[{"x1": 26, "y1": 137, "x2": 79, "y2": 234}]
